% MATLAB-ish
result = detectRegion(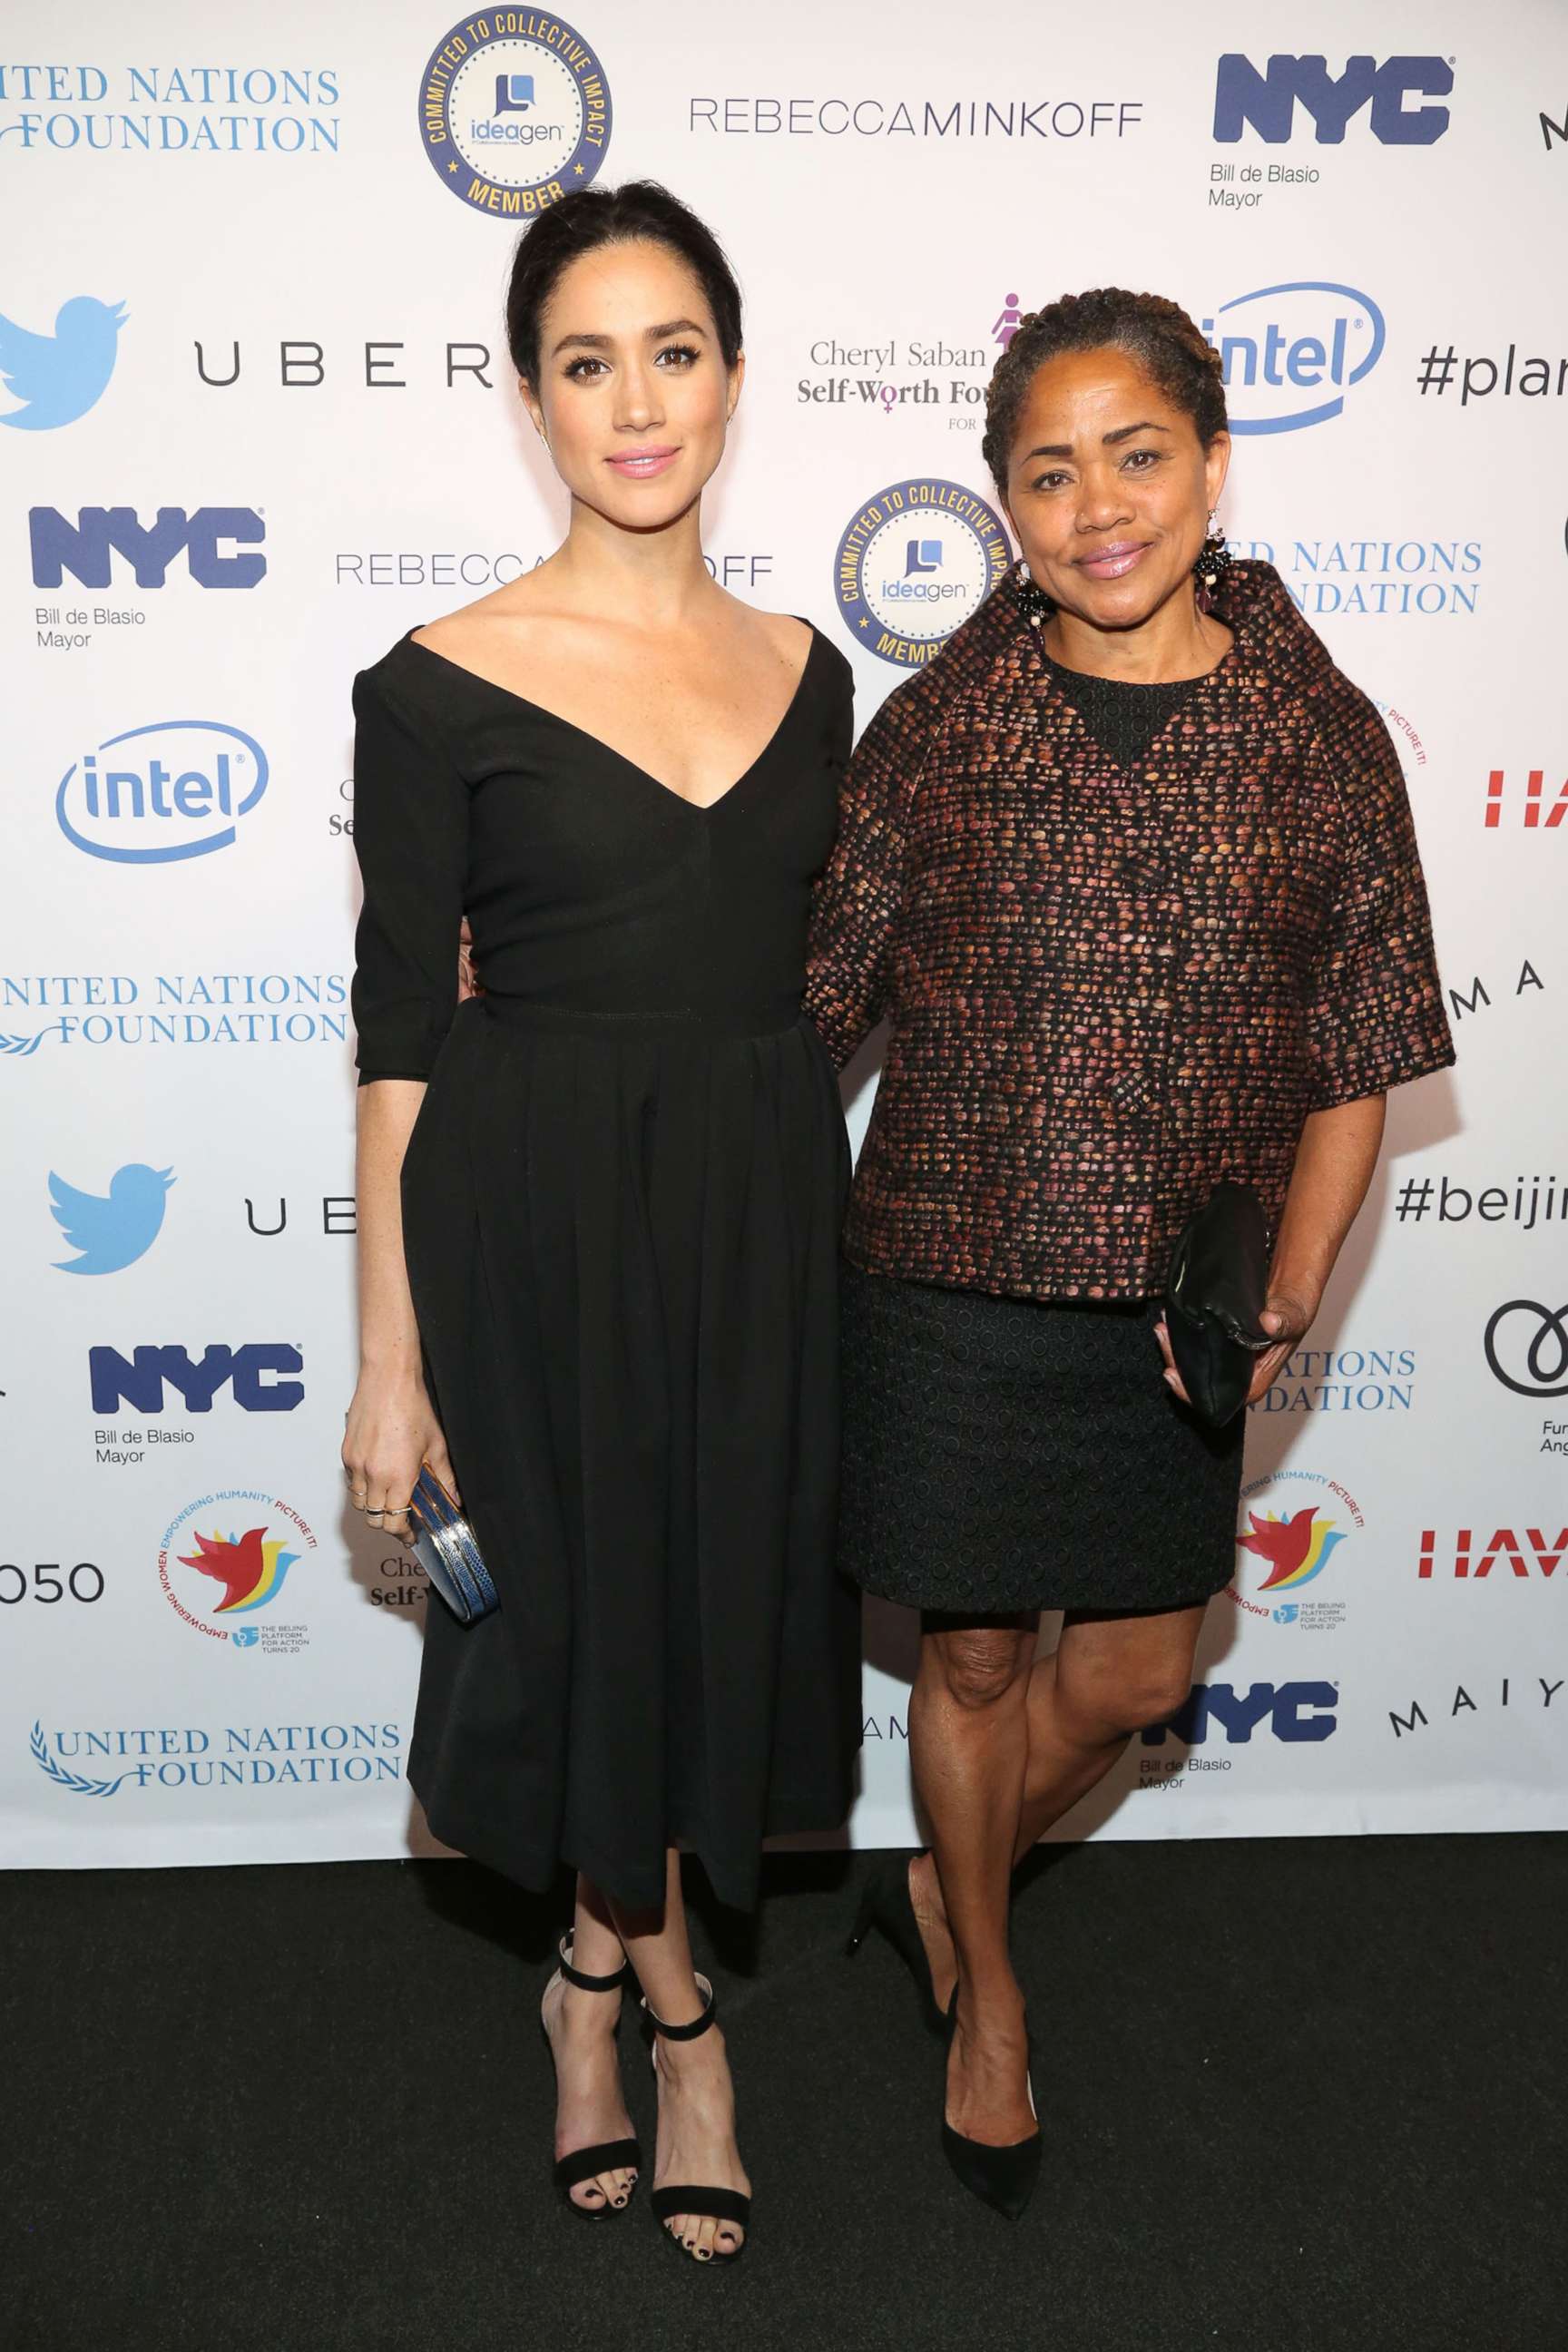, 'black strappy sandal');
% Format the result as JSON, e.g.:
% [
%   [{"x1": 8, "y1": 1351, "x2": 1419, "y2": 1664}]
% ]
[
  {"x1": 642, "y1": 1975, "x2": 751, "y2": 2262},
  {"x1": 540, "y1": 1935, "x2": 644, "y2": 2220}
]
